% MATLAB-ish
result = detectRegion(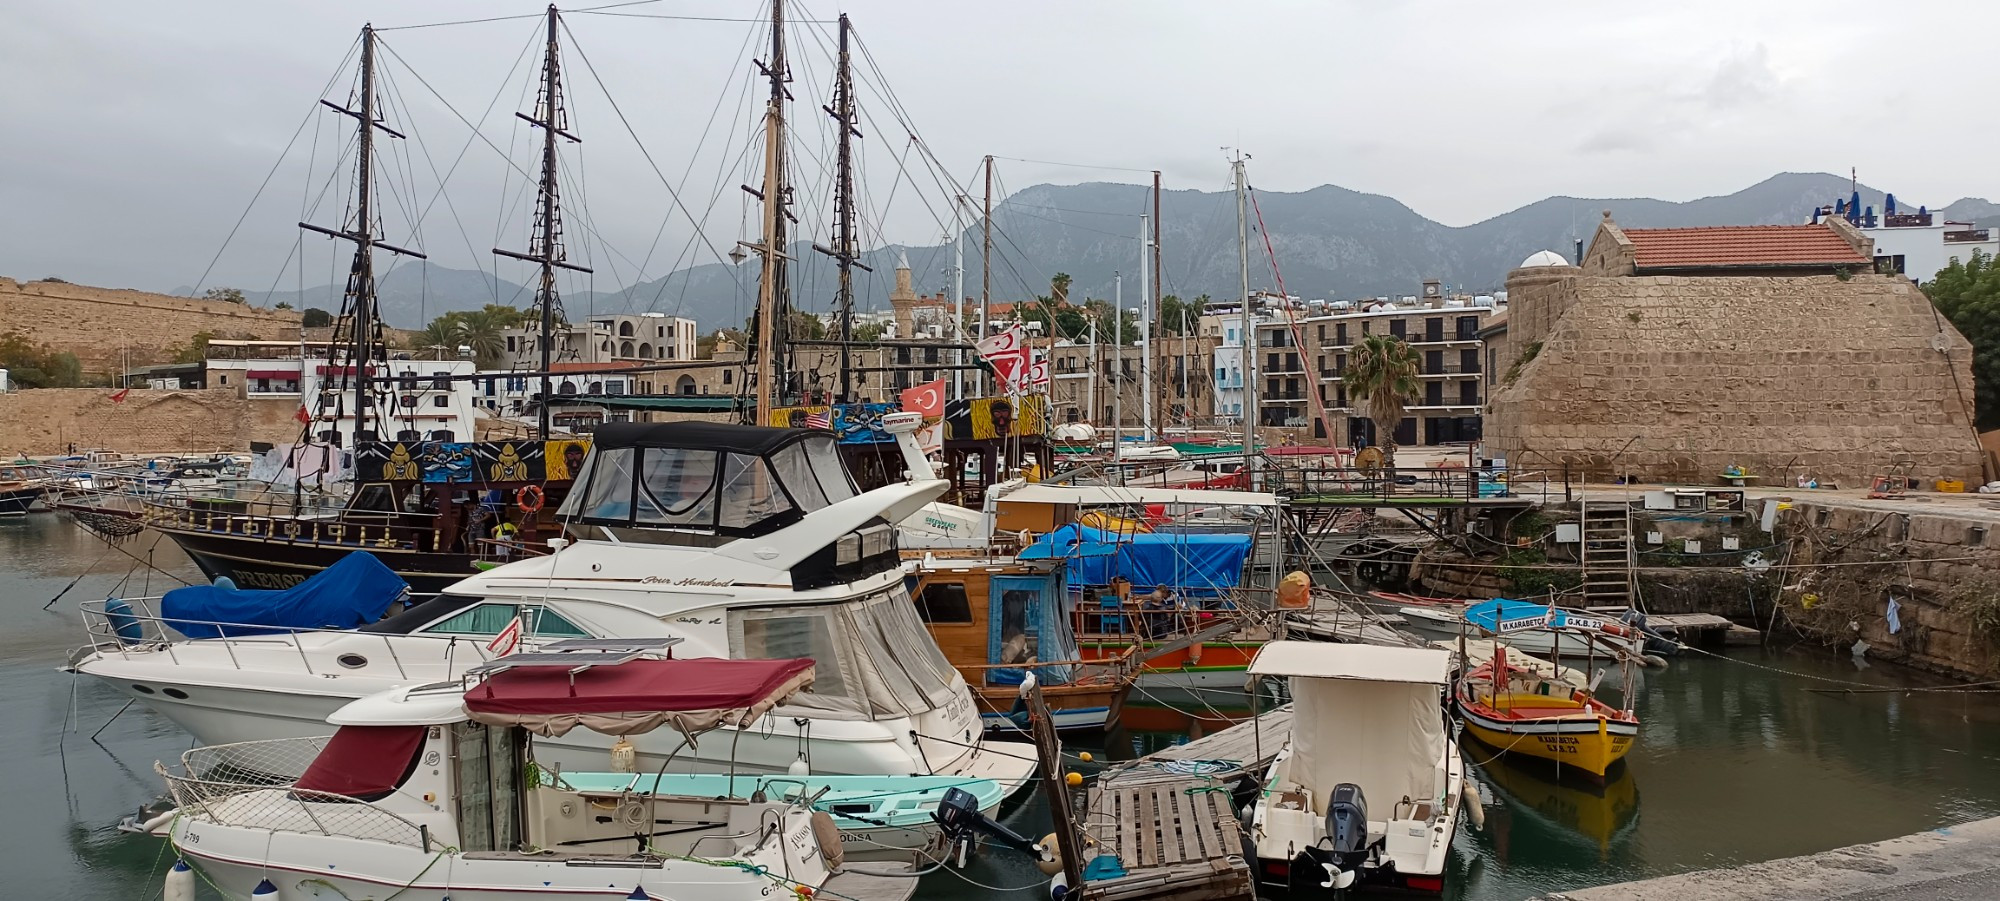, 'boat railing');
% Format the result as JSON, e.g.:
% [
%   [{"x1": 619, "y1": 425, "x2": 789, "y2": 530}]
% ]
[
  {"x1": 77, "y1": 596, "x2": 501, "y2": 680},
  {"x1": 141, "y1": 499, "x2": 440, "y2": 551},
  {"x1": 157, "y1": 752, "x2": 430, "y2": 849}
]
